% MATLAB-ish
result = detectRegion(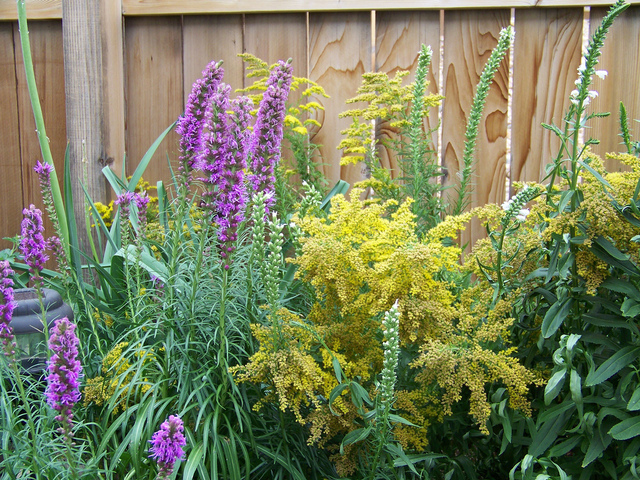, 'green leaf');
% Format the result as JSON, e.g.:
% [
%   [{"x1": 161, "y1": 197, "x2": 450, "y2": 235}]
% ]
[
  {"x1": 622, "y1": 298, "x2": 640, "y2": 318},
  {"x1": 548, "y1": 435, "x2": 581, "y2": 458},
  {"x1": 557, "y1": 190, "x2": 574, "y2": 214},
  {"x1": 320, "y1": 180, "x2": 350, "y2": 214},
  {"x1": 590, "y1": 236, "x2": 640, "y2": 277},
  {"x1": 388, "y1": 414, "x2": 419, "y2": 427},
  {"x1": 610, "y1": 416, "x2": 640, "y2": 441},
  {"x1": 601, "y1": 278, "x2": 640, "y2": 298},
  {"x1": 332, "y1": 356, "x2": 343, "y2": 383},
  {"x1": 328, "y1": 383, "x2": 349, "y2": 414},
  {"x1": 183, "y1": 441, "x2": 205, "y2": 480},
  {"x1": 542, "y1": 299, "x2": 573, "y2": 338},
  {"x1": 628, "y1": 387, "x2": 640, "y2": 411},
  {"x1": 583, "y1": 428, "x2": 609, "y2": 467},
  {"x1": 128, "y1": 121, "x2": 176, "y2": 191},
  {"x1": 342, "y1": 427, "x2": 371, "y2": 448},
  {"x1": 529, "y1": 411, "x2": 568, "y2": 458},
  {"x1": 545, "y1": 369, "x2": 567, "y2": 405},
  {"x1": 579, "y1": 160, "x2": 612, "y2": 189},
  {"x1": 585, "y1": 346, "x2": 640, "y2": 387},
  {"x1": 349, "y1": 381, "x2": 372, "y2": 407},
  {"x1": 385, "y1": 443, "x2": 419, "y2": 475},
  {"x1": 570, "y1": 369, "x2": 583, "y2": 407}
]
